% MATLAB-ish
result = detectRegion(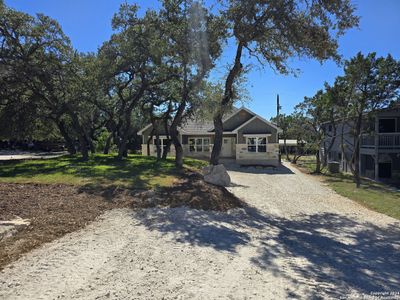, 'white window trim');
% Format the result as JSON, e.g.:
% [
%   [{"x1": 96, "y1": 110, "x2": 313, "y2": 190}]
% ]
[
  {"x1": 243, "y1": 134, "x2": 271, "y2": 138},
  {"x1": 246, "y1": 136, "x2": 267, "y2": 153},
  {"x1": 189, "y1": 137, "x2": 210, "y2": 152},
  {"x1": 153, "y1": 136, "x2": 169, "y2": 147}
]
